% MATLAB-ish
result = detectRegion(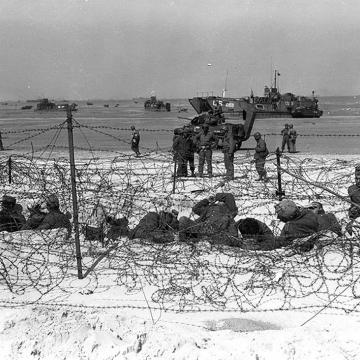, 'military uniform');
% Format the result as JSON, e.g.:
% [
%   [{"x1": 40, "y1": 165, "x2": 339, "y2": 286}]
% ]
[
  {"x1": 317, "y1": 213, "x2": 342, "y2": 236},
  {"x1": 237, "y1": 218, "x2": 276, "y2": 250},
  {"x1": 130, "y1": 210, "x2": 179, "y2": 243},
  {"x1": 348, "y1": 184, "x2": 360, "y2": 220},
  {"x1": 0, "y1": 196, "x2": 26, "y2": 232},
  {"x1": 278, "y1": 209, "x2": 319, "y2": 247},
  {"x1": 22, "y1": 204, "x2": 47, "y2": 230},
  {"x1": 179, "y1": 193, "x2": 239, "y2": 246},
  {"x1": 37, "y1": 210, "x2": 71, "y2": 232},
  {"x1": 253, "y1": 135, "x2": 269, "y2": 181},
  {"x1": 281, "y1": 125, "x2": 290, "y2": 152},
  {"x1": 222, "y1": 128, "x2": 236, "y2": 180},
  {"x1": 183, "y1": 130, "x2": 196, "y2": 177},
  {"x1": 196, "y1": 128, "x2": 216, "y2": 177},
  {"x1": 131, "y1": 129, "x2": 141, "y2": 156},
  {"x1": 289, "y1": 125, "x2": 297, "y2": 153},
  {"x1": 172, "y1": 131, "x2": 187, "y2": 176}
]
